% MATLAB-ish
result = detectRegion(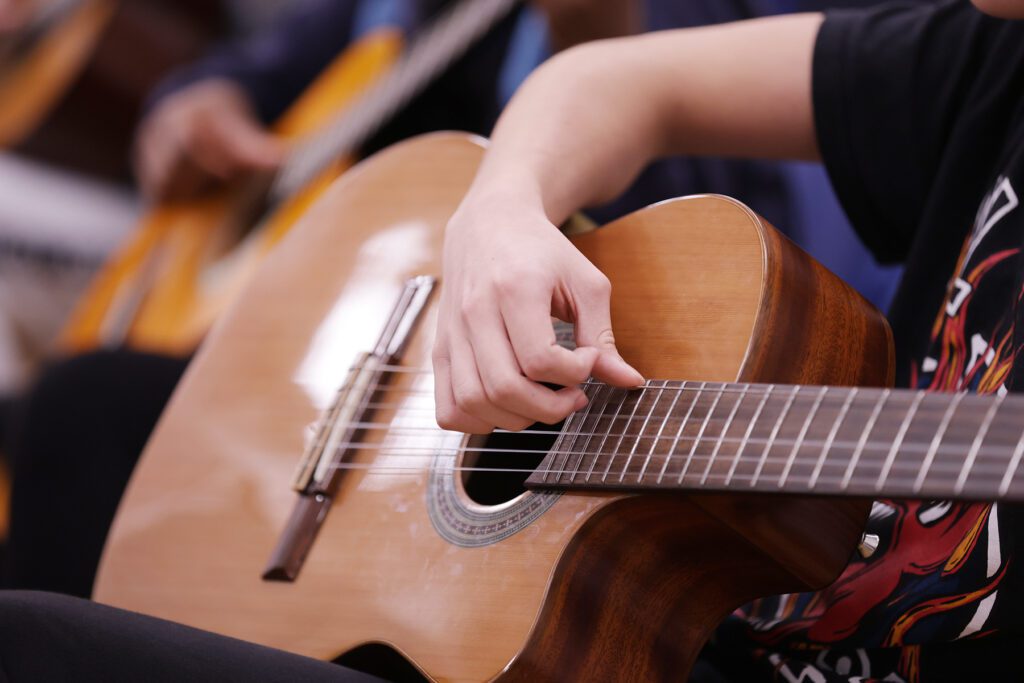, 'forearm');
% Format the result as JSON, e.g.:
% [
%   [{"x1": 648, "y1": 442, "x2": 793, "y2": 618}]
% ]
[{"x1": 466, "y1": 13, "x2": 824, "y2": 224}]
